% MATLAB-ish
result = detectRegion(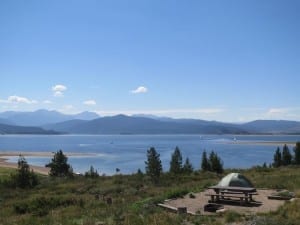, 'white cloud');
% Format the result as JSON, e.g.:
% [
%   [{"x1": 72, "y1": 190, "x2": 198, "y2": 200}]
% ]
[
  {"x1": 83, "y1": 100, "x2": 97, "y2": 106},
  {"x1": 131, "y1": 86, "x2": 148, "y2": 94},
  {"x1": 260, "y1": 107, "x2": 300, "y2": 121},
  {"x1": 264, "y1": 108, "x2": 289, "y2": 119},
  {"x1": 56, "y1": 105, "x2": 80, "y2": 114},
  {"x1": 267, "y1": 108, "x2": 288, "y2": 115},
  {"x1": 52, "y1": 84, "x2": 67, "y2": 97},
  {"x1": 64, "y1": 105, "x2": 74, "y2": 110},
  {"x1": 0, "y1": 95, "x2": 37, "y2": 104},
  {"x1": 53, "y1": 91, "x2": 64, "y2": 97},
  {"x1": 52, "y1": 84, "x2": 67, "y2": 92},
  {"x1": 43, "y1": 100, "x2": 52, "y2": 104}
]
